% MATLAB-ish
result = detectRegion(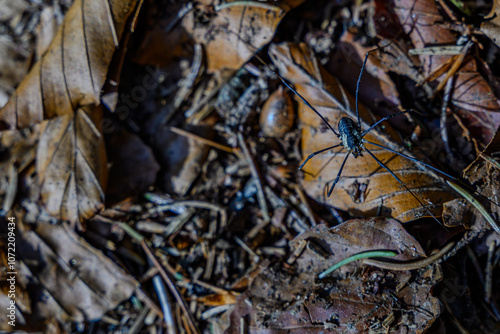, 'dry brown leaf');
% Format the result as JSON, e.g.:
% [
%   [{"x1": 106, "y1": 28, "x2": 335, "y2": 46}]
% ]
[
  {"x1": 270, "y1": 42, "x2": 456, "y2": 222},
  {"x1": 181, "y1": 0, "x2": 305, "y2": 73},
  {"x1": 14, "y1": 222, "x2": 138, "y2": 323},
  {"x1": 36, "y1": 107, "x2": 107, "y2": 223},
  {"x1": 227, "y1": 219, "x2": 442, "y2": 333},
  {"x1": 458, "y1": 128, "x2": 500, "y2": 225},
  {"x1": 329, "y1": 31, "x2": 403, "y2": 119},
  {"x1": 106, "y1": 130, "x2": 160, "y2": 204},
  {"x1": 0, "y1": 0, "x2": 139, "y2": 223},
  {"x1": 0, "y1": 0, "x2": 137, "y2": 129},
  {"x1": 391, "y1": 0, "x2": 500, "y2": 143},
  {"x1": 481, "y1": 0, "x2": 500, "y2": 48}
]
